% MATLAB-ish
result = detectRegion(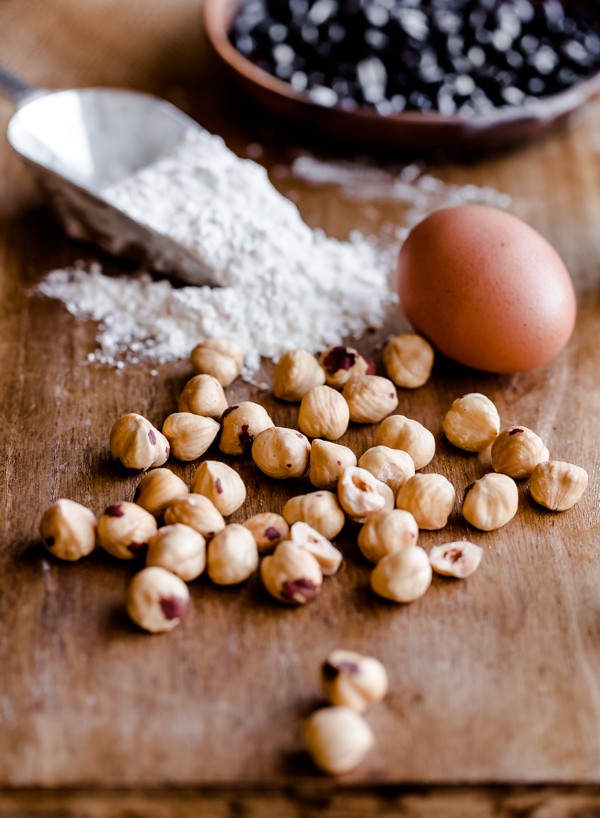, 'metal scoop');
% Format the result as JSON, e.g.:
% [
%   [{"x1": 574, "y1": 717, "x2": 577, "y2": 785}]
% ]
[{"x1": 0, "y1": 63, "x2": 215, "y2": 285}]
